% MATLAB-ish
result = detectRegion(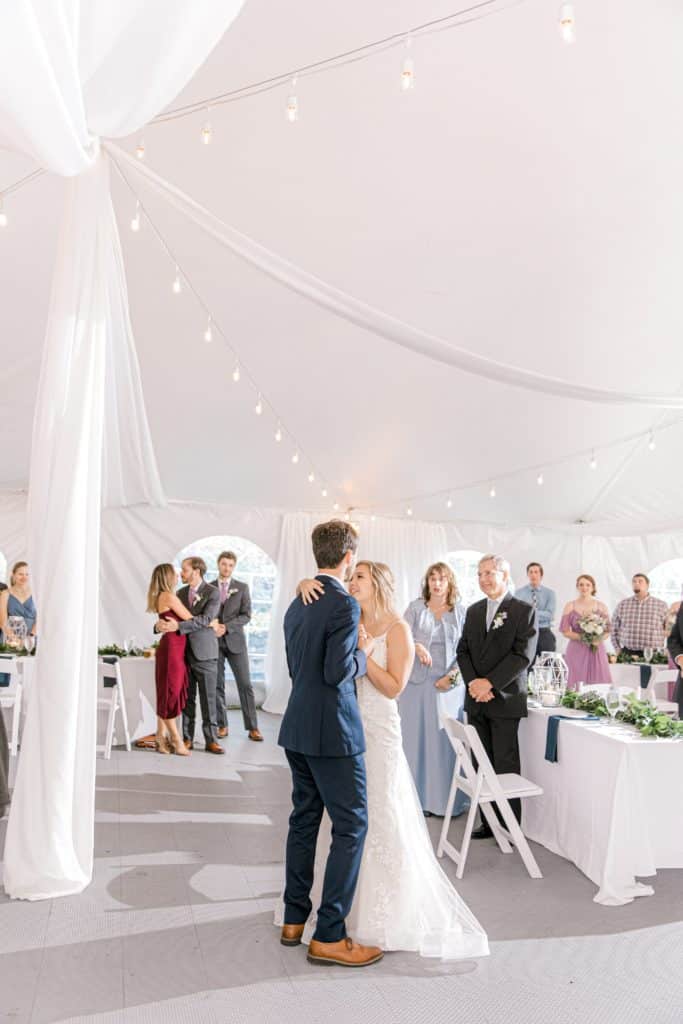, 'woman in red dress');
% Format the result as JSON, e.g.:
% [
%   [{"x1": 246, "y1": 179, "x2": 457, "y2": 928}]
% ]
[{"x1": 147, "y1": 564, "x2": 192, "y2": 755}]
